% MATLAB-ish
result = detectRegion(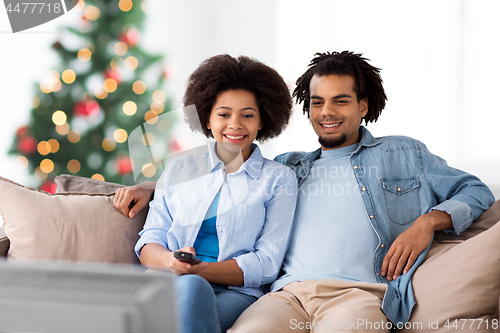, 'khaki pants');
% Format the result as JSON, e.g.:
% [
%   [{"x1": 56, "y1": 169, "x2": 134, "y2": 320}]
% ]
[{"x1": 228, "y1": 279, "x2": 388, "y2": 333}]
